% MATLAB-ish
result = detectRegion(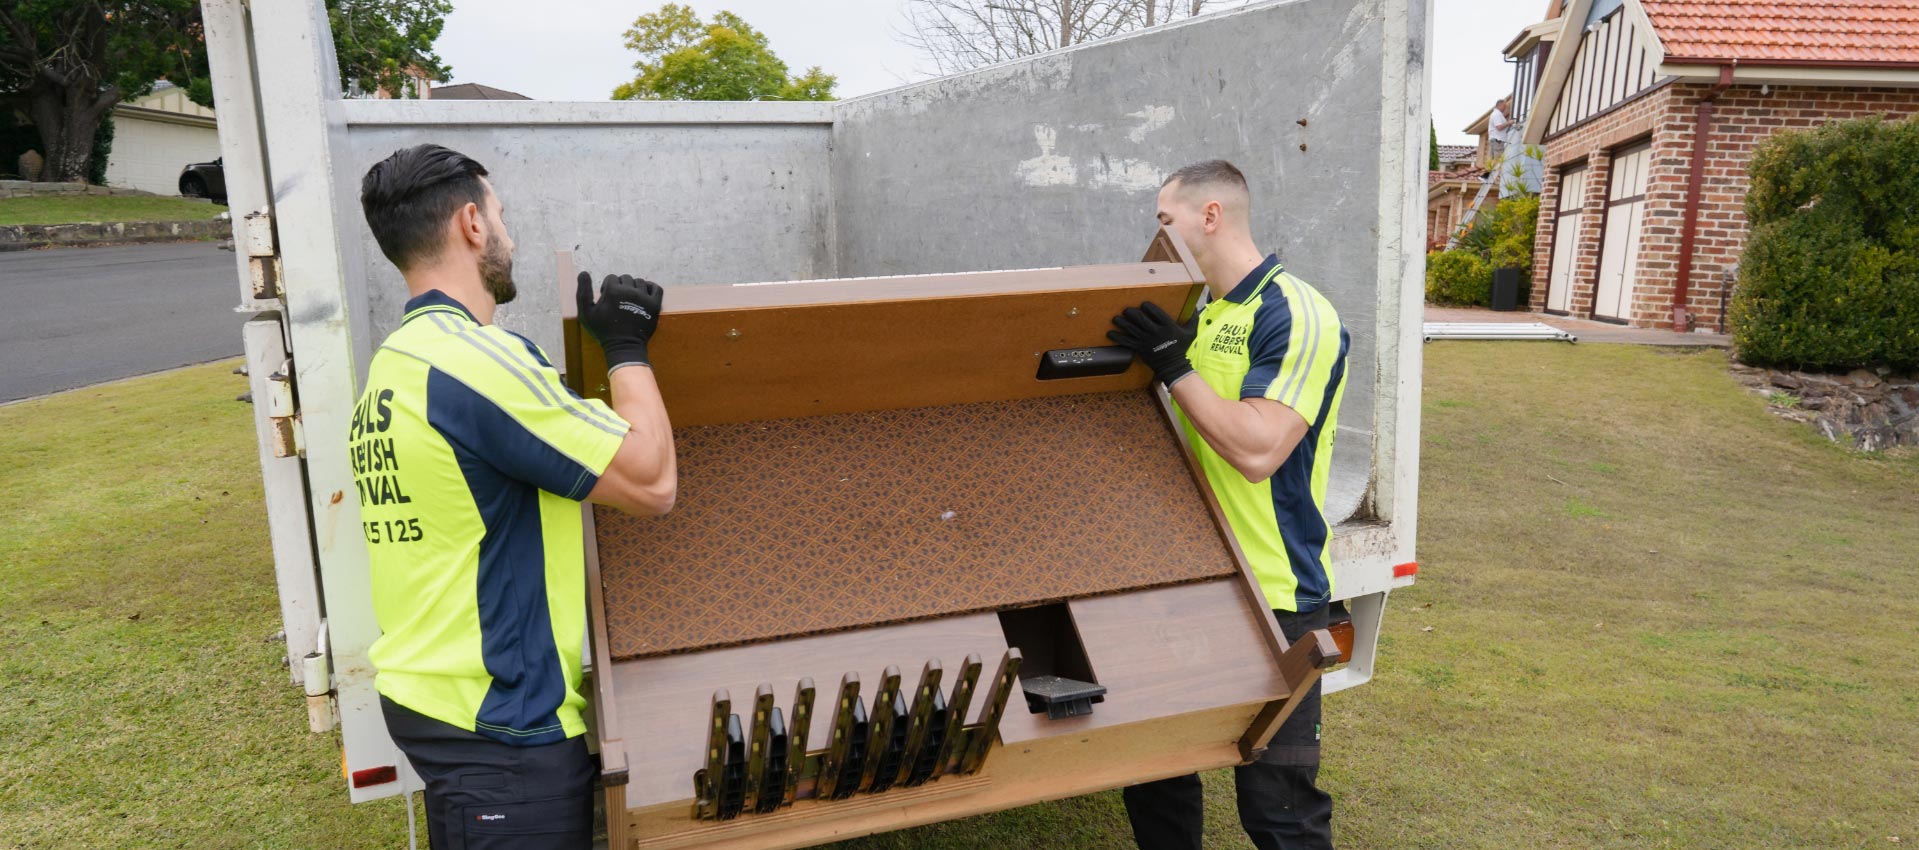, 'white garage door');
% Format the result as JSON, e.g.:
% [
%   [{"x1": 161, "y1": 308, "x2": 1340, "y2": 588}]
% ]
[
  {"x1": 1544, "y1": 164, "x2": 1586, "y2": 314},
  {"x1": 103, "y1": 114, "x2": 221, "y2": 196},
  {"x1": 1592, "y1": 142, "x2": 1651, "y2": 322}
]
